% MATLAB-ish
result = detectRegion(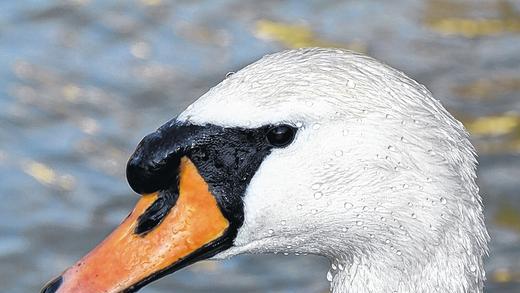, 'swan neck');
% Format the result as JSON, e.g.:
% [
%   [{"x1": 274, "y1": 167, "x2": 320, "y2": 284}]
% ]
[{"x1": 329, "y1": 228, "x2": 485, "y2": 293}]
